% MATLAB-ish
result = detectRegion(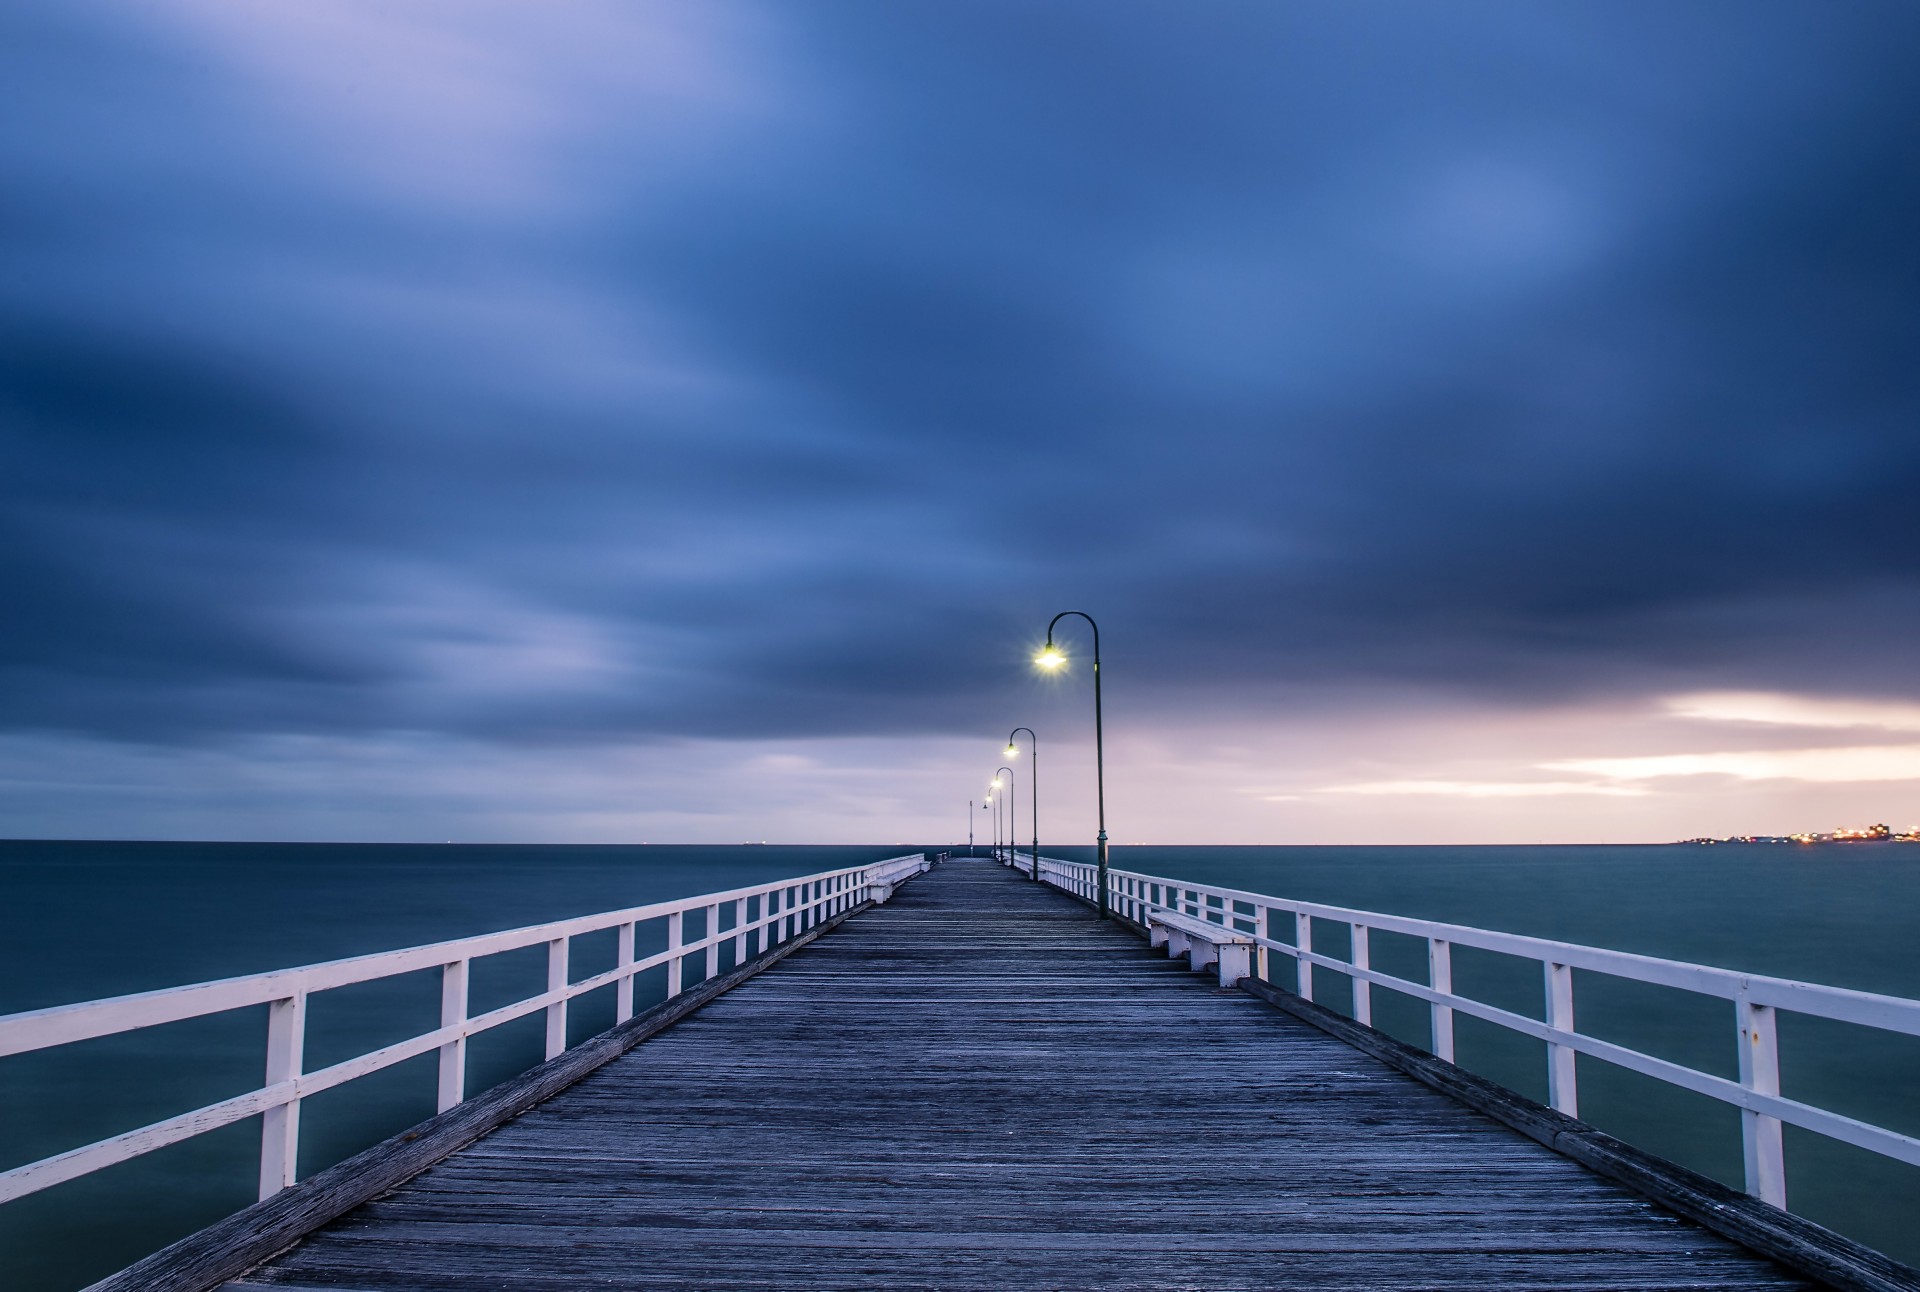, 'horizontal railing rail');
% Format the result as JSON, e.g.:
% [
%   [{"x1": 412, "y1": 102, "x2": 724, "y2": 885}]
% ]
[
  {"x1": 0, "y1": 855, "x2": 929, "y2": 1213},
  {"x1": 1013, "y1": 852, "x2": 1920, "y2": 1213}
]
